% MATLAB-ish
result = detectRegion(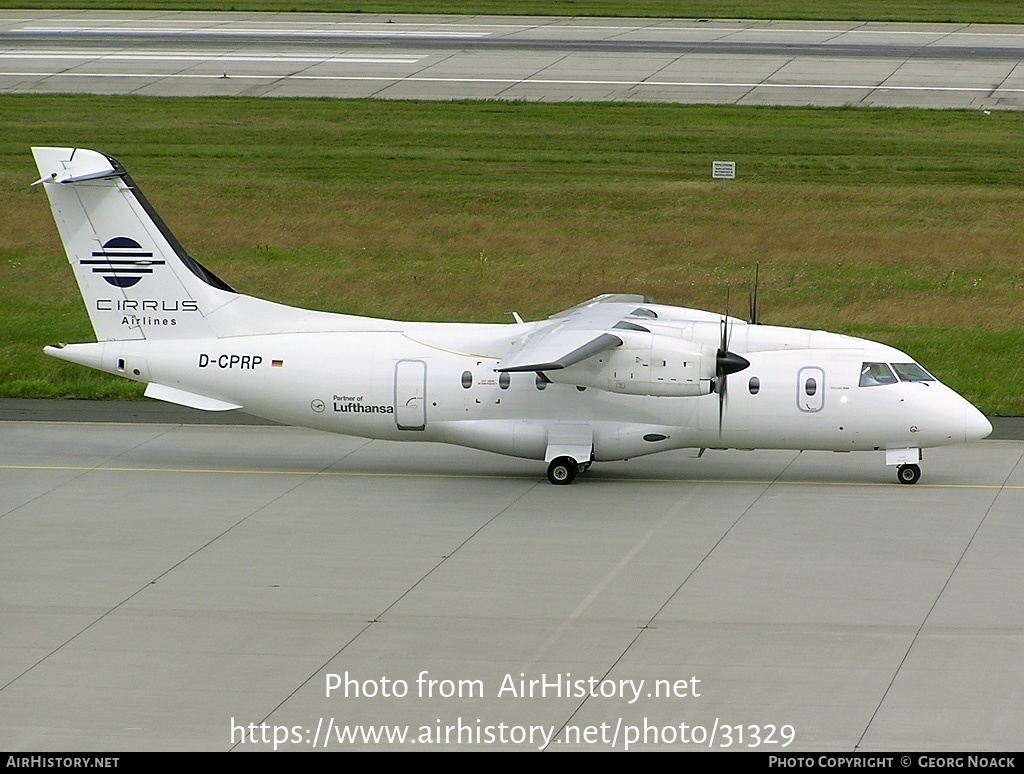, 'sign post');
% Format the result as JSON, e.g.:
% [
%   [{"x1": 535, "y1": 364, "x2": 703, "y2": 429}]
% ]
[{"x1": 712, "y1": 161, "x2": 736, "y2": 187}]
